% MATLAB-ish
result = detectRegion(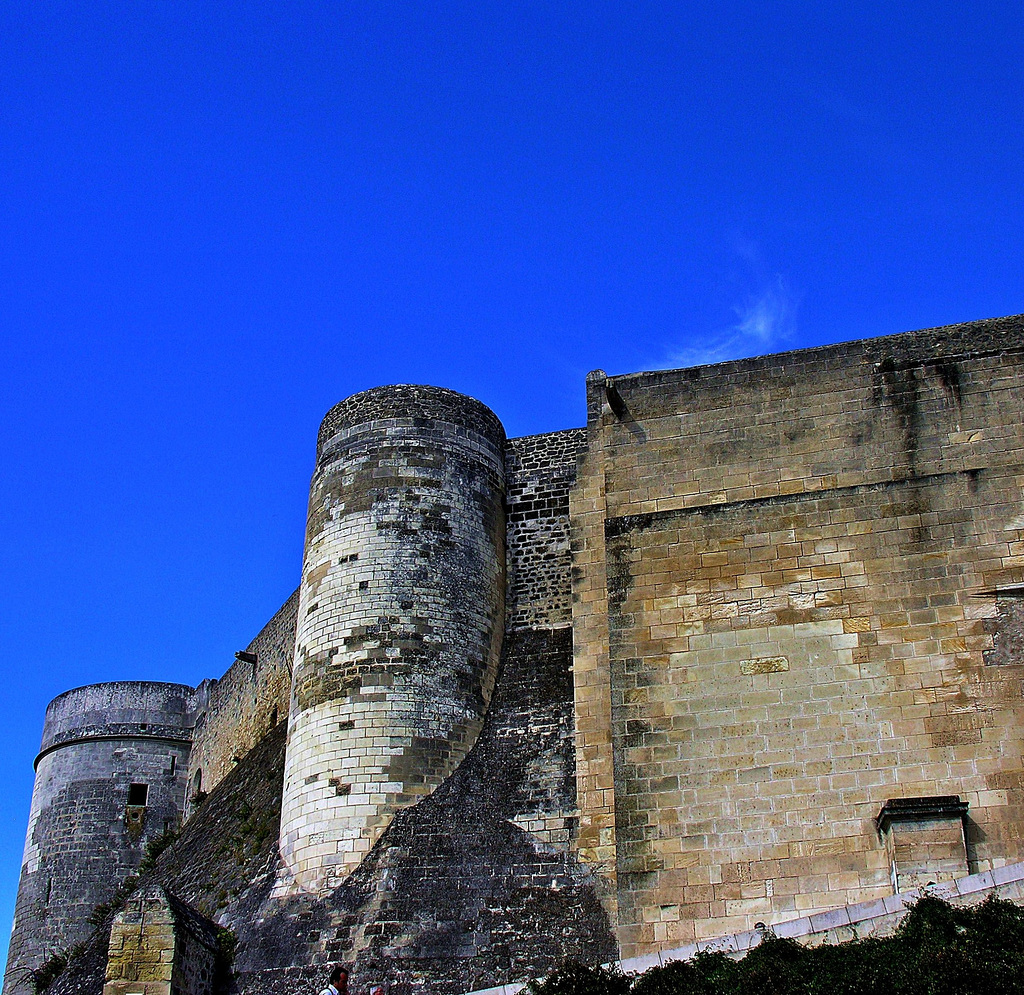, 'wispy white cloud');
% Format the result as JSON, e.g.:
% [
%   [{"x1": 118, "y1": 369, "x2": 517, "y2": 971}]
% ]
[
  {"x1": 733, "y1": 276, "x2": 795, "y2": 347},
  {"x1": 665, "y1": 275, "x2": 798, "y2": 370}
]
